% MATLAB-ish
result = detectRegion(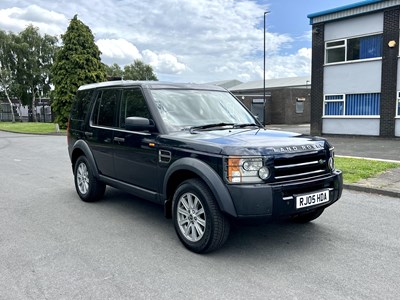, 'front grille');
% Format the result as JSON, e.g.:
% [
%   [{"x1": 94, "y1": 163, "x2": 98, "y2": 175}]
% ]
[{"x1": 273, "y1": 151, "x2": 328, "y2": 182}]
